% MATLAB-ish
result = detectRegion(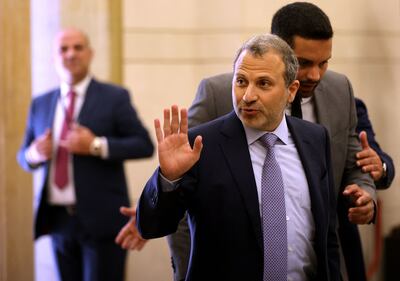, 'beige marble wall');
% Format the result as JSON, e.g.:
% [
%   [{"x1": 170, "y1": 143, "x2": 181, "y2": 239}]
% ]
[
  {"x1": 123, "y1": 1, "x2": 400, "y2": 280},
  {"x1": 0, "y1": 1, "x2": 34, "y2": 280},
  {"x1": 17, "y1": 0, "x2": 400, "y2": 280},
  {"x1": 321, "y1": 2, "x2": 400, "y2": 279}
]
